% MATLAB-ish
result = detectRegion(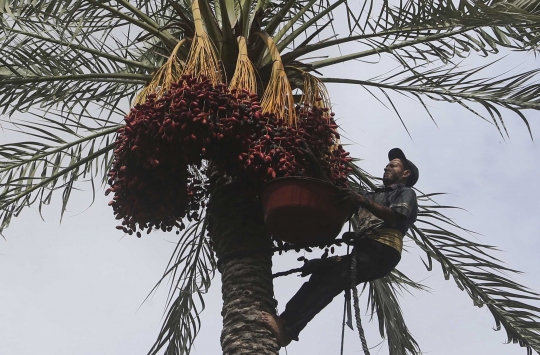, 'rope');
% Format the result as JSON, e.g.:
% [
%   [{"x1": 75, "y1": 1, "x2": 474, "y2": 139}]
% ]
[
  {"x1": 350, "y1": 247, "x2": 371, "y2": 355},
  {"x1": 340, "y1": 291, "x2": 347, "y2": 355},
  {"x1": 340, "y1": 241, "x2": 351, "y2": 355}
]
